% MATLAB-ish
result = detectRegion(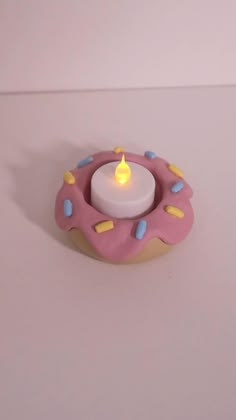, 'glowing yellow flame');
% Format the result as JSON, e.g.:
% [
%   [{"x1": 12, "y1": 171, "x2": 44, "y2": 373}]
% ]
[{"x1": 115, "y1": 154, "x2": 131, "y2": 185}]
